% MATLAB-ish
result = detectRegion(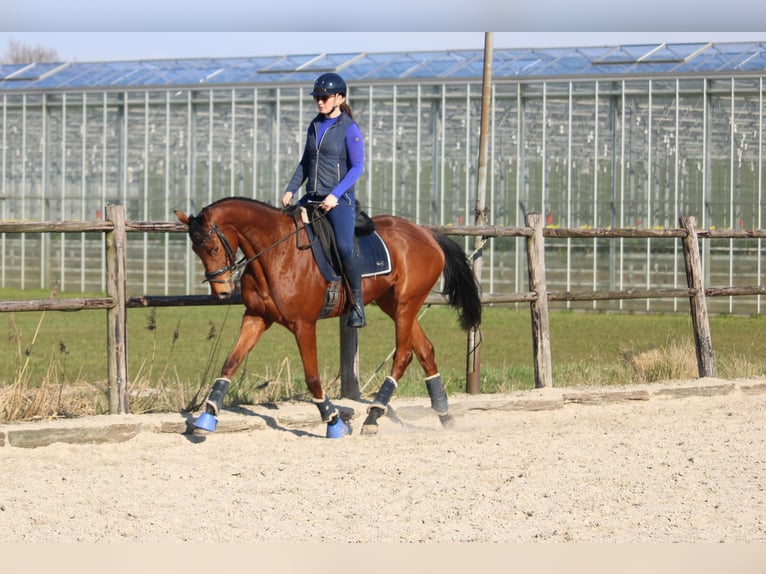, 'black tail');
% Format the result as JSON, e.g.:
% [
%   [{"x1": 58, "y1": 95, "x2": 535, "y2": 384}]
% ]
[{"x1": 433, "y1": 232, "x2": 482, "y2": 331}]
